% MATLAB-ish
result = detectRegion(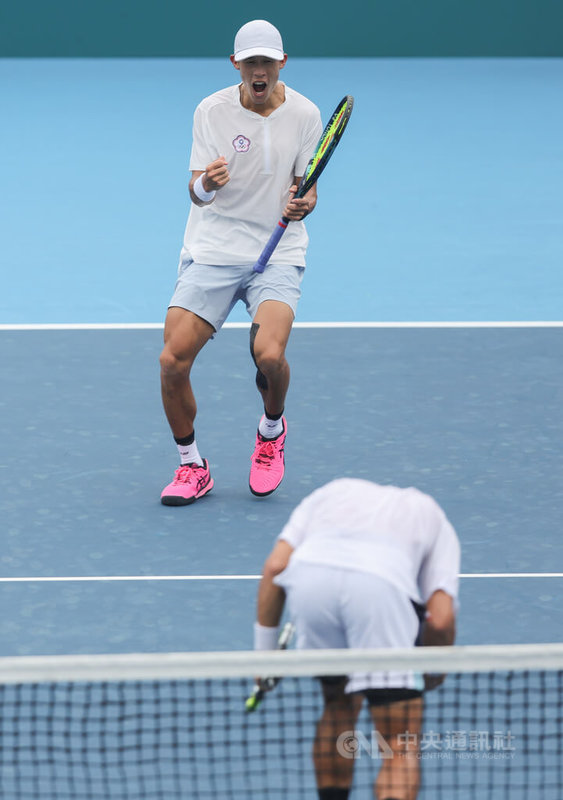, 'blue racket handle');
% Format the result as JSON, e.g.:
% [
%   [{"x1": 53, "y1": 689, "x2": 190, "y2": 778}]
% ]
[{"x1": 253, "y1": 219, "x2": 289, "y2": 273}]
